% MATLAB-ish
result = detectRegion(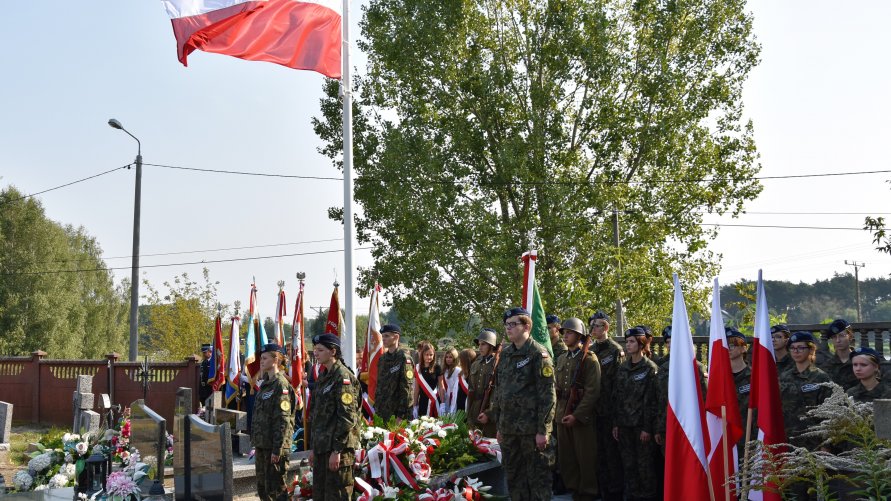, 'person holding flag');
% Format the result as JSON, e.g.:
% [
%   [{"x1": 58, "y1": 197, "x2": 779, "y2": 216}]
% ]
[
  {"x1": 373, "y1": 324, "x2": 414, "y2": 421},
  {"x1": 225, "y1": 310, "x2": 242, "y2": 409},
  {"x1": 199, "y1": 343, "x2": 213, "y2": 405},
  {"x1": 653, "y1": 326, "x2": 708, "y2": 456},
  {"x1": 727, "y1": 328, "x2": 752, "y2": 459}
]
